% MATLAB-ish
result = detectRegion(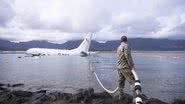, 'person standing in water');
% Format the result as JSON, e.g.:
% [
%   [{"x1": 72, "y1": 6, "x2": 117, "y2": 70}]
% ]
[{"x1": 117, "y1": 35, "x2": 136, "y2": 100}]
